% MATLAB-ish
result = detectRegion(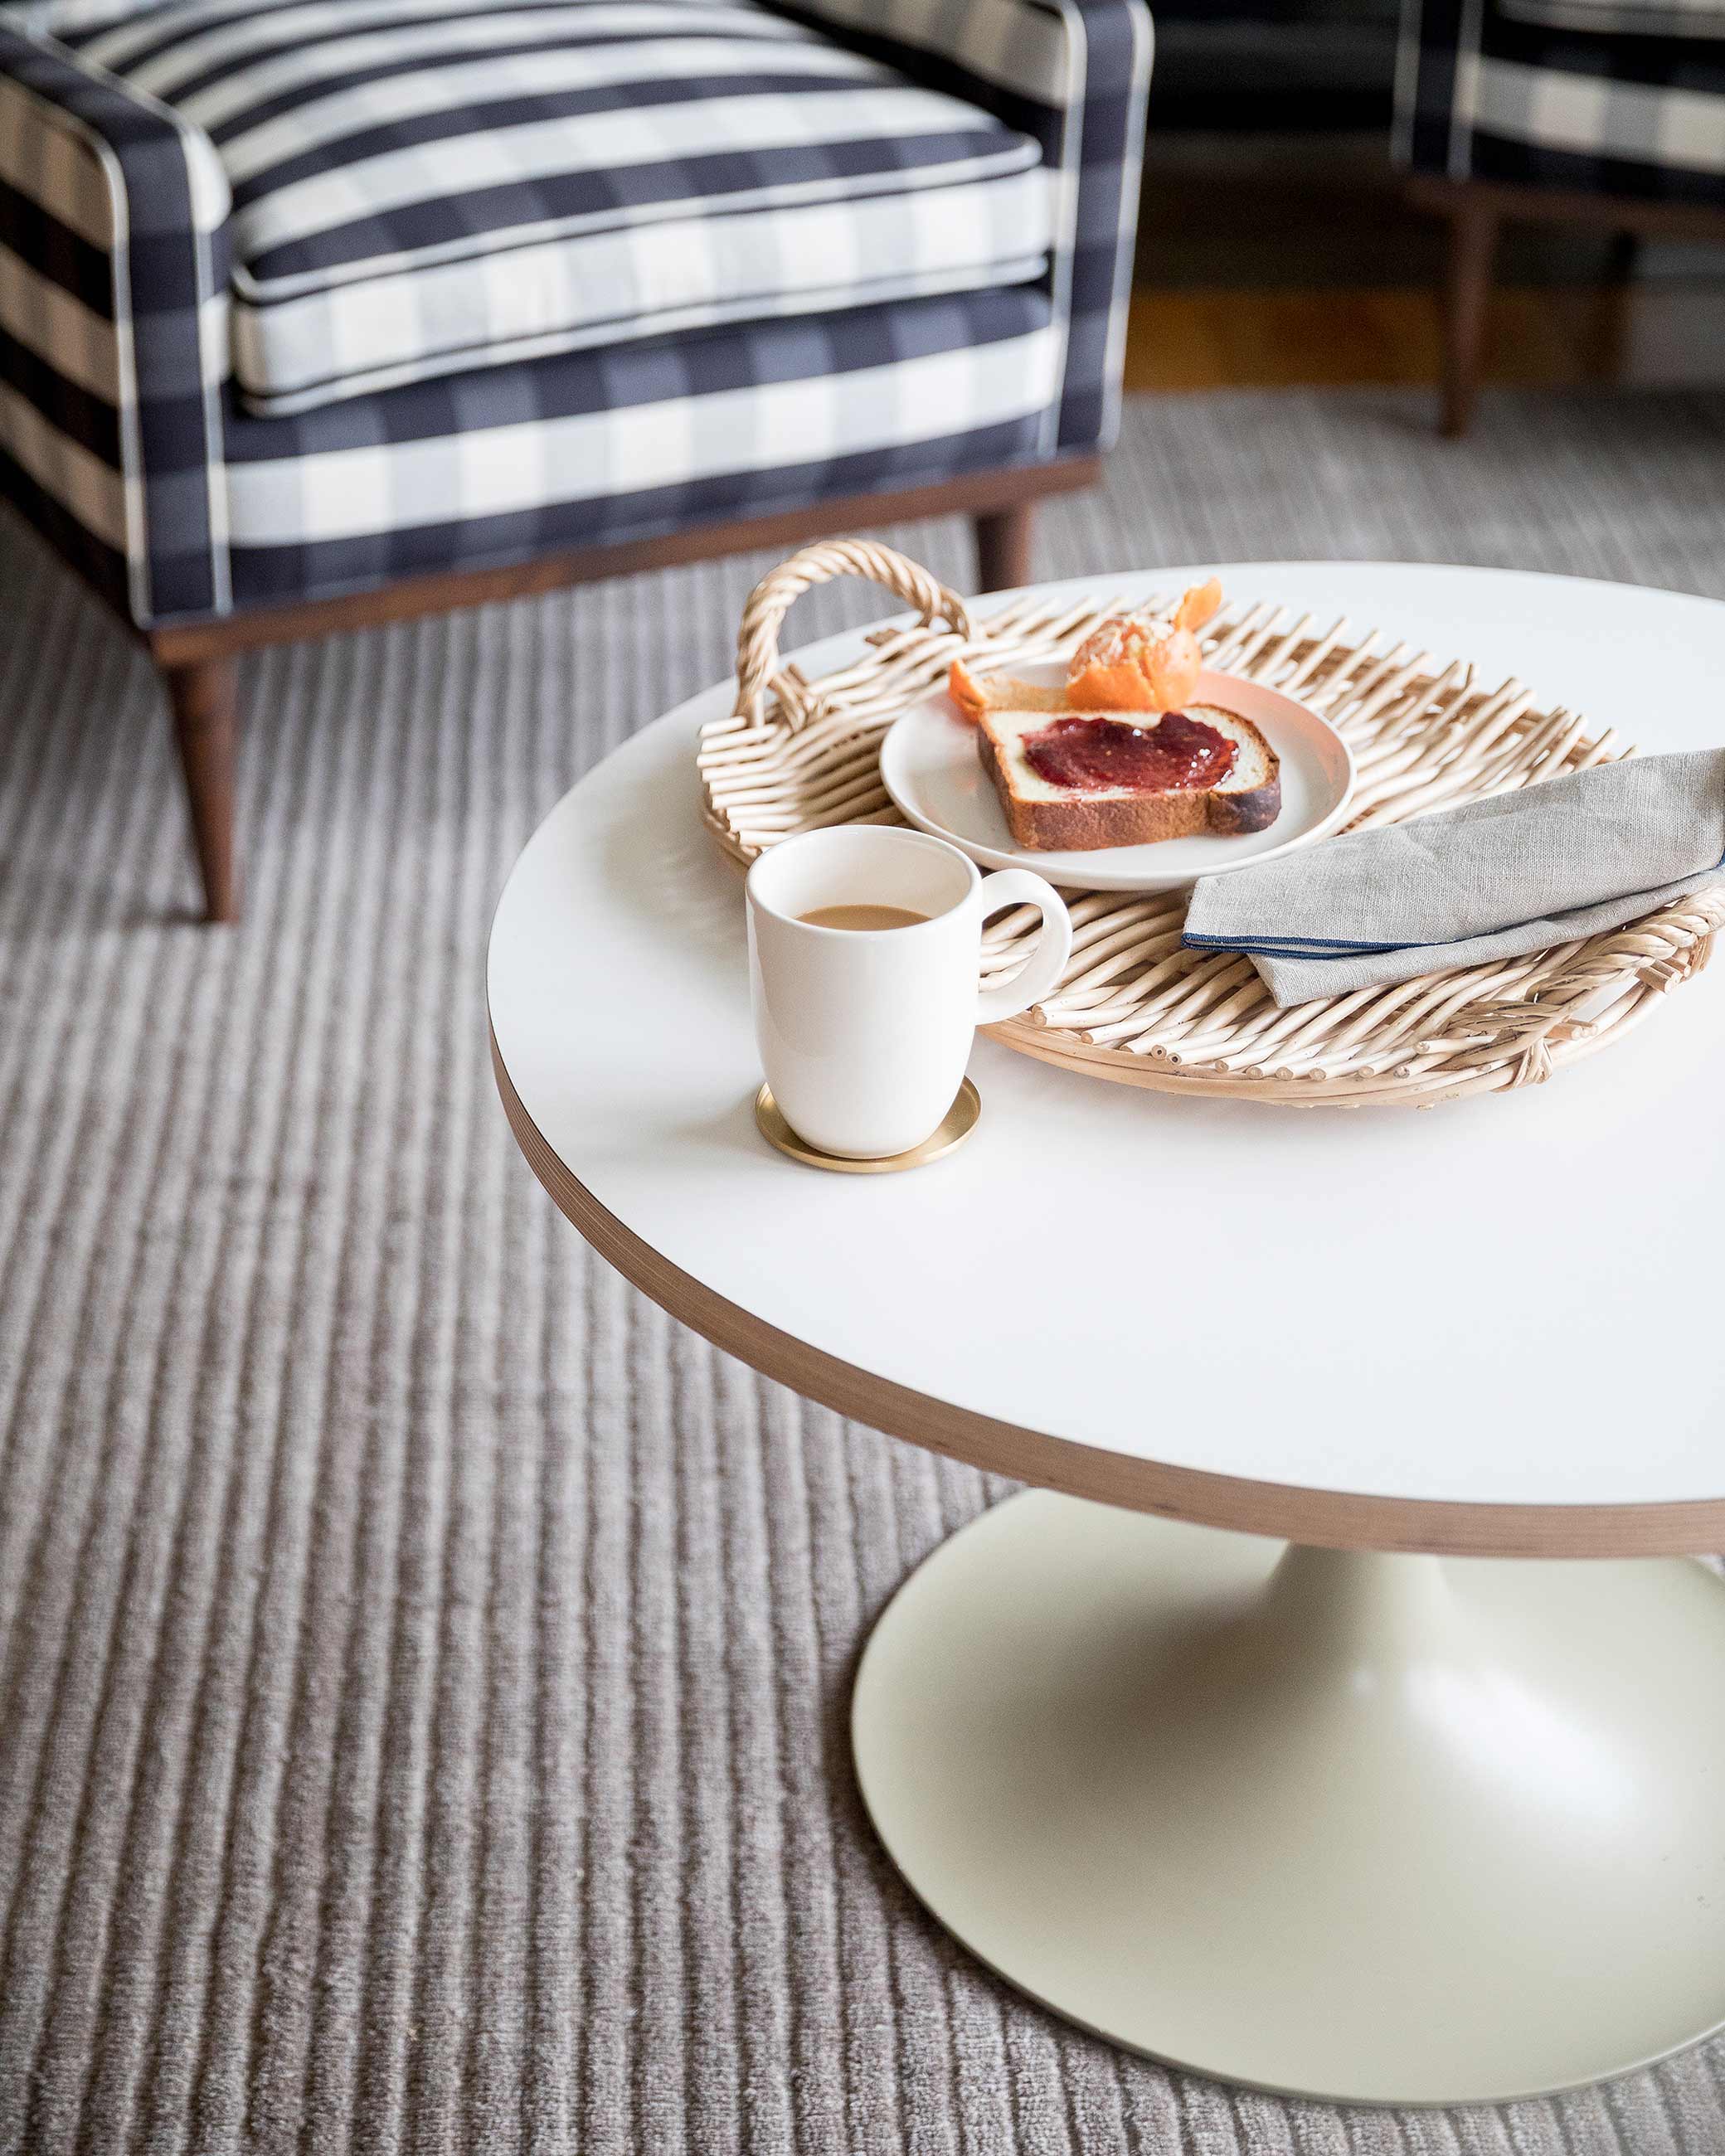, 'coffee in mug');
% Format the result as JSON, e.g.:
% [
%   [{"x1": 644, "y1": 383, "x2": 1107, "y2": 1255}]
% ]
[
  {"x1": 798, "y1": 905, "x2": 927, "y2": 932},
  {"x1": 746, "y1": 827, "x2": 1071, "y2": 1159}
]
